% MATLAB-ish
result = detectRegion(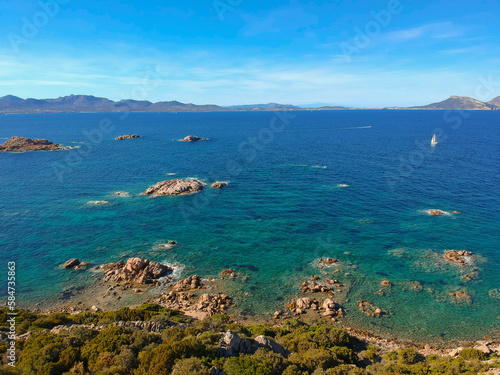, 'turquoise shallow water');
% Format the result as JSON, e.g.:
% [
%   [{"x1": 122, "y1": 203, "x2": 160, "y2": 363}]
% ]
[{"x1": 0, "y1": 110, "x2": 499, "y2": 343}]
